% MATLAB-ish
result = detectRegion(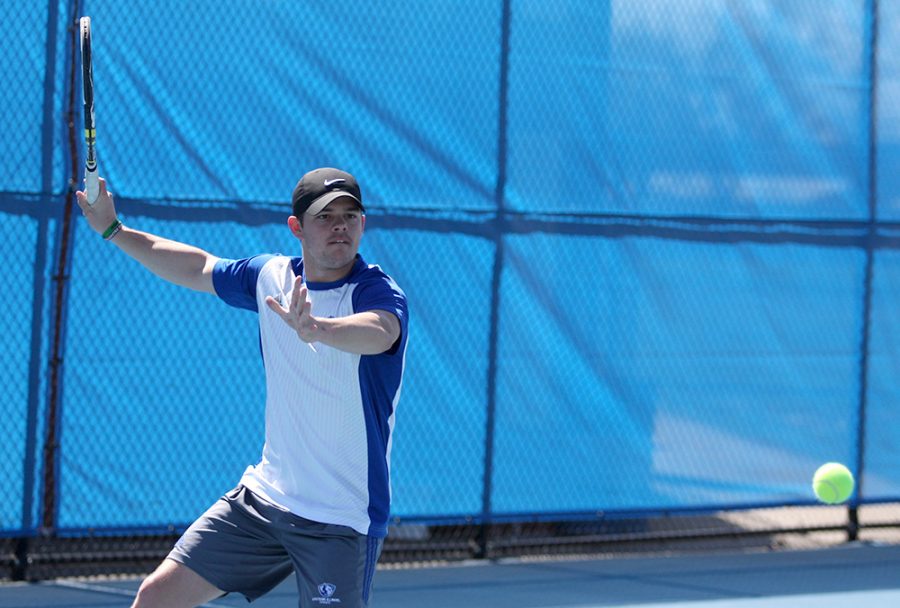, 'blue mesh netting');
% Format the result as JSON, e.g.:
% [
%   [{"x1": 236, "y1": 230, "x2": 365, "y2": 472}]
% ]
[{"x1": 4, "y1": 0, "x2": 900, "y2": 535}]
